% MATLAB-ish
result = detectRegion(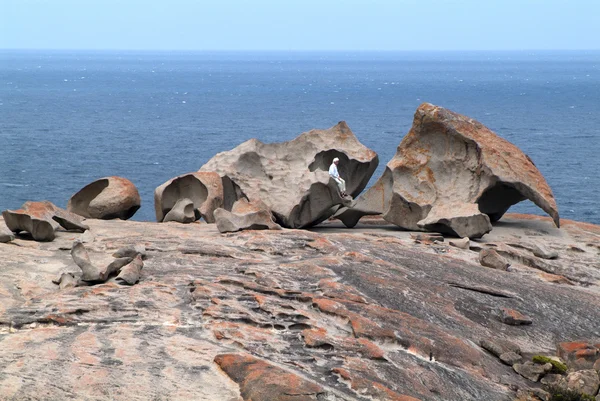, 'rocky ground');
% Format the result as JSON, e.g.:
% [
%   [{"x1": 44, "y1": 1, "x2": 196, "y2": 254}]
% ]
[{"x1": 1, "y1": 214, "x2": 599, "y2": 401}]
